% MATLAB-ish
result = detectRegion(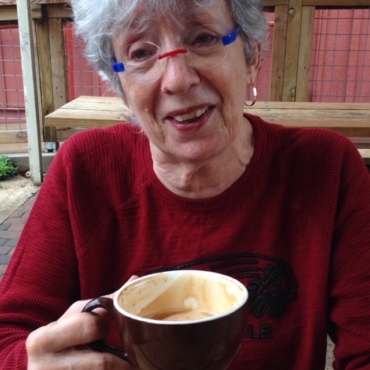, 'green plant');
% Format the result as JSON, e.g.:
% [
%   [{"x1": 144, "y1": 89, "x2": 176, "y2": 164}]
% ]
[{"x1": 0, "y1": 155, "x2": 18, "y2": 180}]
